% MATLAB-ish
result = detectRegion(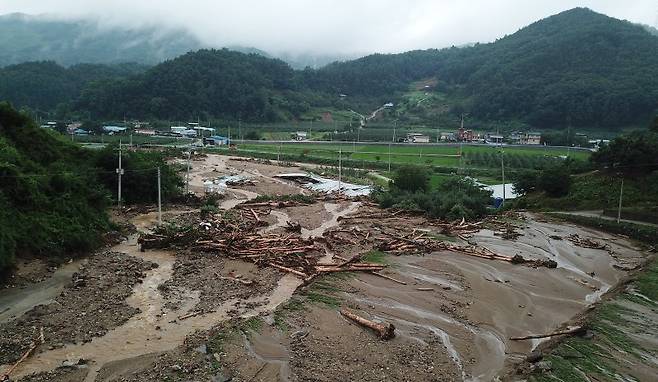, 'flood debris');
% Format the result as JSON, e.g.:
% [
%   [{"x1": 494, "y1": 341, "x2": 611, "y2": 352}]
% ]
[
  {"x1": 339, "y1": 308, "x2": 396, "y2": 340},
  {"x1": 275, "y1": 173, "x2": 372, "y2": 197},
  {"x1": 567, "y1": 234, "x2": 607, "y2": 249},
  {"x1": 138, "y1": 209, "x2": 387, "y2": 281},
  {"x1": 375, "y1": 228, "x2": 557, "y2": 268}
]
